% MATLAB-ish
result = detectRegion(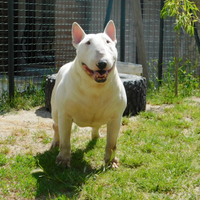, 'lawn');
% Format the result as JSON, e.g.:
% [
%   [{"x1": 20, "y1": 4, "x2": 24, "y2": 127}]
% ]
[
  {"x1": 1, "y1": 64, "x2": 200, "y2": 199},
  {"x1": 0, "y1": 93, "x2": 200, "y2": 199}
]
